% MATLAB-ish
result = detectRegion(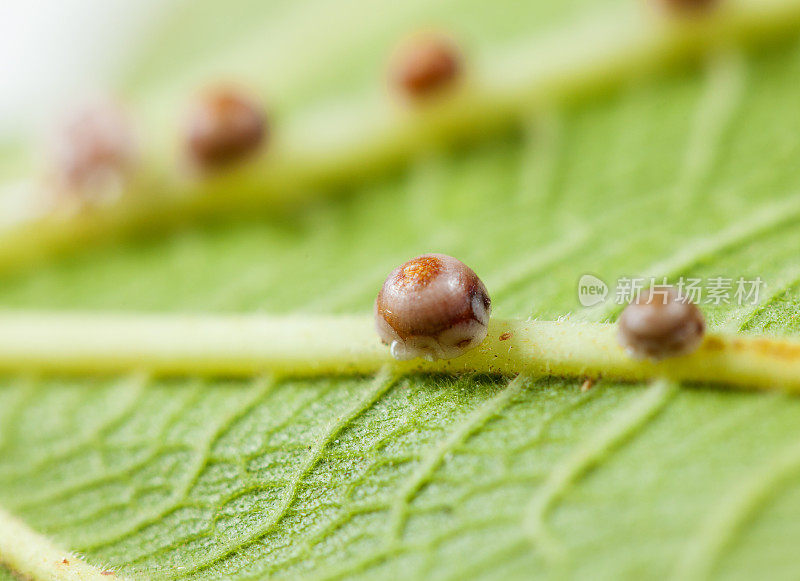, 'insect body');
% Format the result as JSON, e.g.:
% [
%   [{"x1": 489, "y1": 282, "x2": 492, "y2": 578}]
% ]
[
  {"x1": 389, "y1": 34, "x2": 461, "y2": 99},
  {"x1": 375, "y1": 253, "x2": 491, "y2": 361},
  {"x1": 617, "y1": 286, "x2": 705, "y2": 360},
  {"x1": 49, "y1": 98, "x2": 137, "y2": 203},
  {"x1": 185, "y1": 87, "x2": 267, "y2": 169}
]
